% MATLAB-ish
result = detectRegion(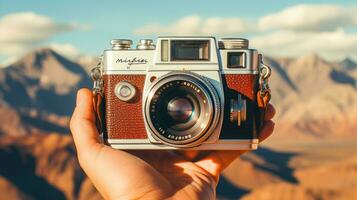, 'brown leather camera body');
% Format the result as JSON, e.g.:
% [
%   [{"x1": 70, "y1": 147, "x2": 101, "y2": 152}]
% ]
[{"x1": 103, "y1": 73, "x2": 263, "y2": 140}]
